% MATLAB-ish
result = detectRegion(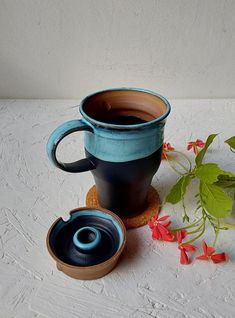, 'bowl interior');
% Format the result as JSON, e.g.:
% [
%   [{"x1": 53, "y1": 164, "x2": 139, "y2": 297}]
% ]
[
  {"x1": 82, "y1": 89, "x2": 168, "y2": 125},
  {"x1": 48, "y1": 209, "x2": 125, "y2": 267}
]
